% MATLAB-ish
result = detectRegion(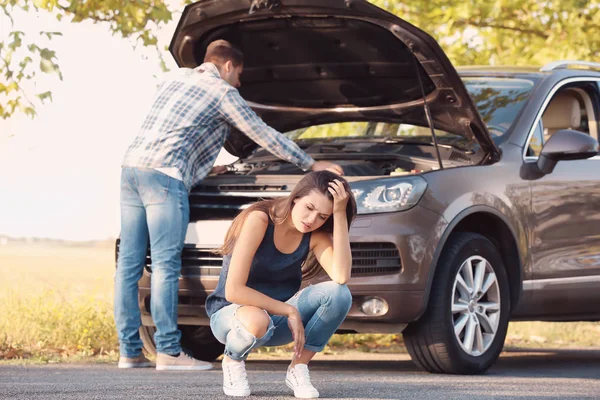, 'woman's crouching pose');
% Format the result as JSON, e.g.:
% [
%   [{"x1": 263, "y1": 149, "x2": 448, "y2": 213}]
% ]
[{"x1": 205, "y1": 170, "x2": 357, "y2": 398}]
